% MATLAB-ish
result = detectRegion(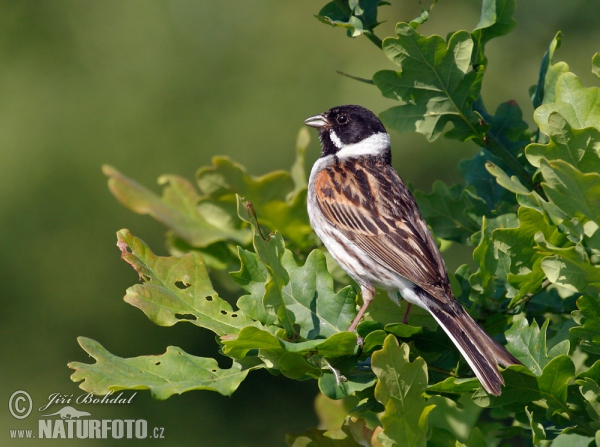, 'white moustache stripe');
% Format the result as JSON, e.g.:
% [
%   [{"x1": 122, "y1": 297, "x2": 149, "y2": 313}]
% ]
[
  {"x1": 329, "y1": 130, "x2": 343, "y2": 149},
  {"x1": 335, "y1": 132, "x2": 391, "y2": 159}
]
